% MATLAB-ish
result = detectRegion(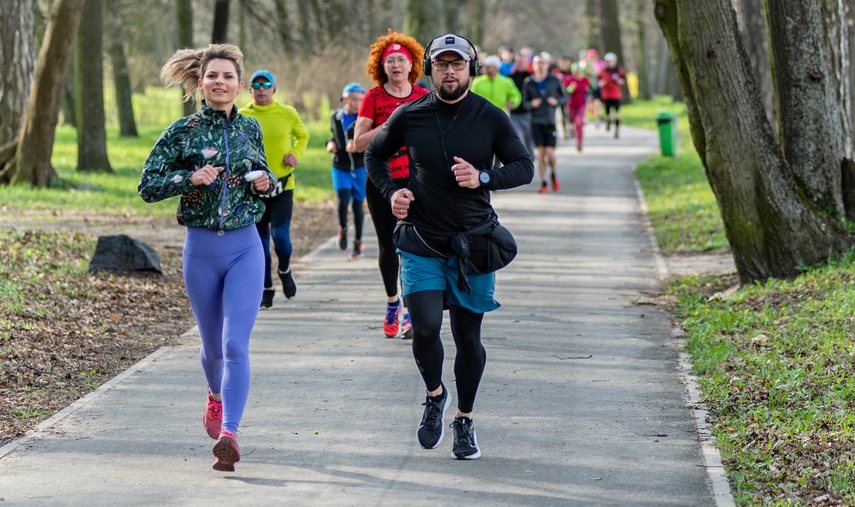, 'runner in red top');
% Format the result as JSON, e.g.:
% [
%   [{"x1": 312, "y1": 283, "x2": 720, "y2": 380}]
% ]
[
  {"x1": 563, "y1": 64, "x2": 591, "y2": 152},
  {"x1": 597, "y1": 52, "x2": 626, "y2": 139},
  {"x1": 358, "y1": 85, "x2": 427, "y2": 180},
  {"x1": 352, "y1": 30, "x2": 428, "y2": 339}
]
